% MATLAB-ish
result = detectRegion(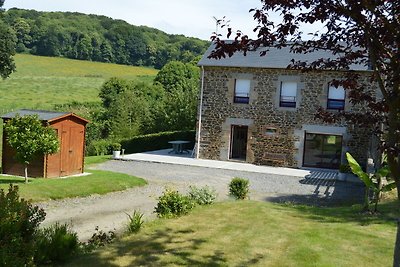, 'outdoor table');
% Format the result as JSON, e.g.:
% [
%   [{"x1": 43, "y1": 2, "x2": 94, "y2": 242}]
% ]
[{"x1": 168, "y1": 140, "x2": 190, "y2": 154}]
